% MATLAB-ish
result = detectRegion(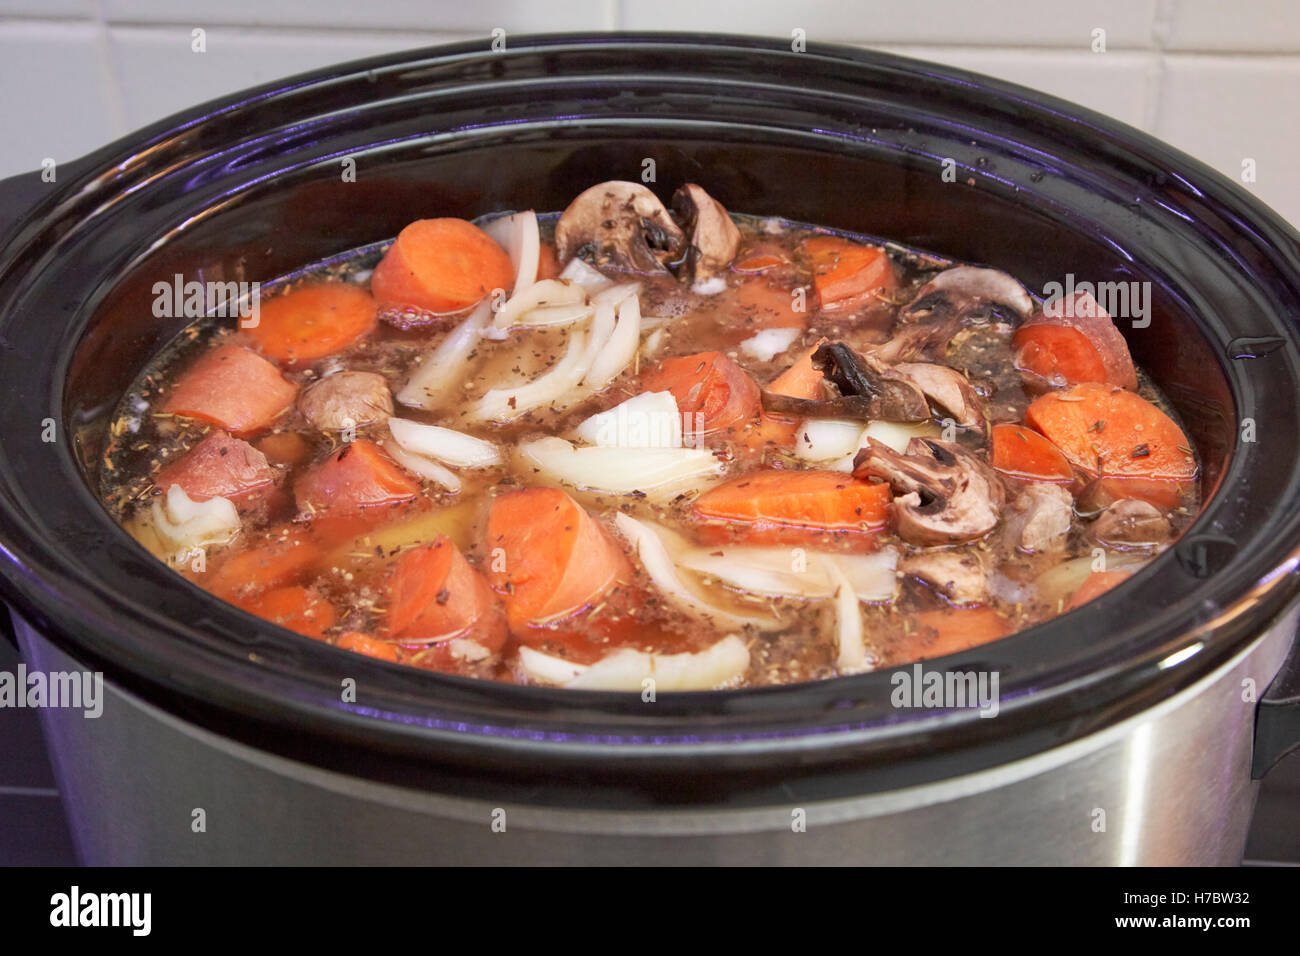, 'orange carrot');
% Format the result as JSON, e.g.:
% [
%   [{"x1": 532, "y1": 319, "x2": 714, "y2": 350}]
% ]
[
  {"x1": 691, "y1": 469, "x2": 892, "y2": 550},
  {"x1": 905, "y1": 607, "x2": 1010, "y2": 660},
  {"x1": 203, "y1": 529, "x2": 317, "y2": 601},
  {"x1": 255, "y1": 431, "x2": 313, "y2": 468},
  {"x1": 294, "y1": 439, "x2": 421, "y2": 517},
  {"x1": 335, "y1": 631, "x2": 400, "y2": 662},
  {"x1": 641, "y1": 351, "x2": 761, "y2": 439},
  {"x1": 154, "y1": 430, "x2": 277, "y2": 506},
  {"x1": 803, "y1": 236, "x2": 896, "y2": 311},
  {"x1": 535, "y1": 241, "x2": 562, "y2": 281},
  {"x1": 1017, "y1": 291, "x2": 1137, "y2": 390},
  {"x1": 246, "y1": 282, "x2": 376, "y2": 367},
  {"x1": 163, "y1": 343, "x2": 298, "y2": 436},
  {"x1": 733, "y1": 254, "x2": 785, "y2": 273},
  {"x1": 484, "y1": 487, "x2": 633, "y2": 630},
  {"x1": 1025, "y1": 383, "x2": 1196, "y2": 508},
  {"x1": 749, "y1": 341, "x2": 826, "y2": 448},
  {"x1": 1013, "y1": 324, "x2": 1110, "y2": 388},
  {"x1": 237, "y1": 585, "x2": 336, "y2": 639},
  {"x1": 734, "y1": 279, "x2": 808, "y2": 331},
  {"x1": 370, "y1": 218, "x2": 514, "y2": 315},
  {"x1": 990, "y1": 423, "x2": 1074, "y2": 484},
  {"x1": 386, "y1": 536, "x2": 505, "y2": 651},
  {"x1": 1067, "y1": 570, "x2": 1134, "y2": 610}
]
